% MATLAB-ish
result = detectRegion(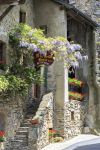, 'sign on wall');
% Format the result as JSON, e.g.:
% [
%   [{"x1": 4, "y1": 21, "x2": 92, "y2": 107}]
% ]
[{"x1": 33, "y1": 51, "x2": 54, "y2": 66}]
